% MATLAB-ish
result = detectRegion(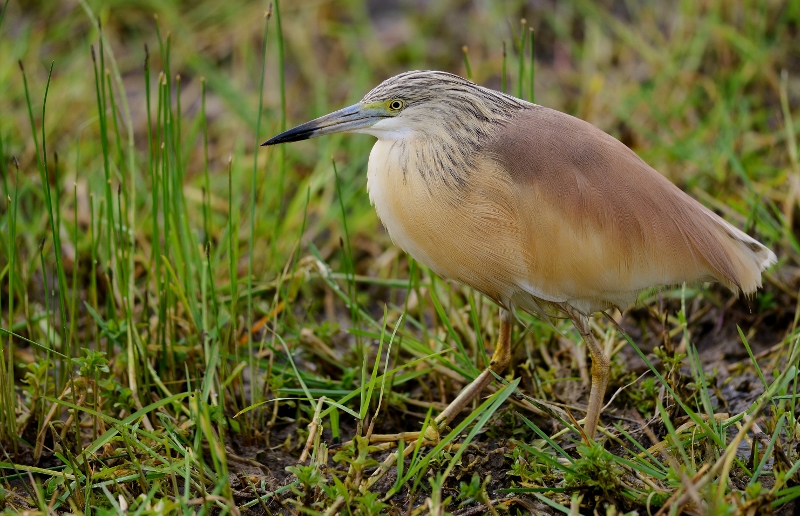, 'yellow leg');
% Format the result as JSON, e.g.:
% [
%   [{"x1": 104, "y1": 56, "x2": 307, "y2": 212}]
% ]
[
  {"x1": 358, "y1": 308, "x2": 513, "y2": 447},
  {"x1": 435, "y1": 308, "x2": 514, "y2": 426},
  {"x1": 566, "y1": 309, "x2": 609, "y2": 440}
]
